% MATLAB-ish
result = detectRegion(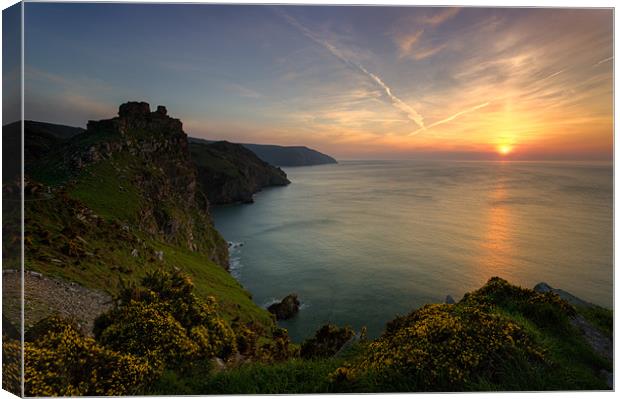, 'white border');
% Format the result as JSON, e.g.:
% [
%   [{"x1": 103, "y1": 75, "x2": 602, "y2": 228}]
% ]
[{"x1": 0, "y1": 1, "x2": 616, "y2": 399}]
